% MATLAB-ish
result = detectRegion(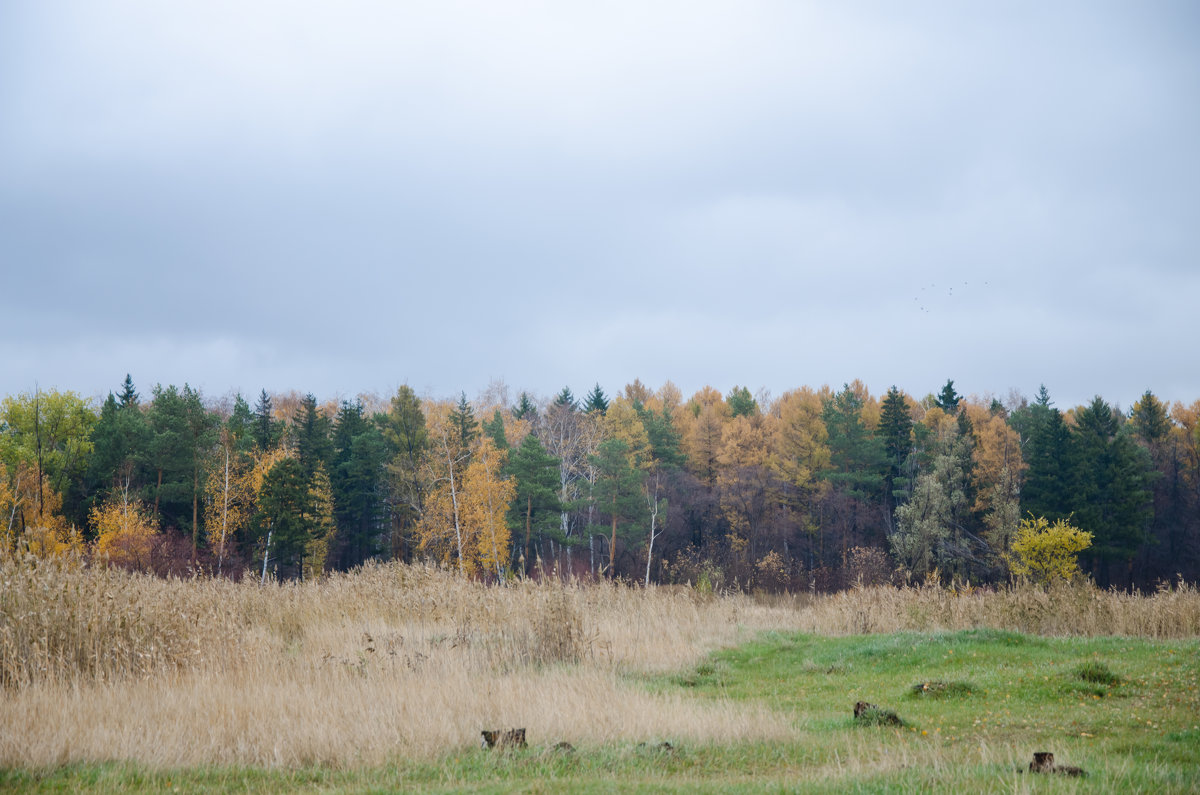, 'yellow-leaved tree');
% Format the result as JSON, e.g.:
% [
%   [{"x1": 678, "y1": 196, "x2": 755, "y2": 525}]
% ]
[
  {"x1": 1, "y1": 459, "x2": 80, "y2": 560},
  {"x1": 1007, "y1": 515, "x2": 1093, "y2": 585},
  {"x1": 460, "y1": 437, "x2": 516, "y2": 578},
  {"x1": 202, "y1": 427, "x2": 256, "y2": 576},
  {"x1": 92, "y1": 493, "x2": 157, "y2": 570}
]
